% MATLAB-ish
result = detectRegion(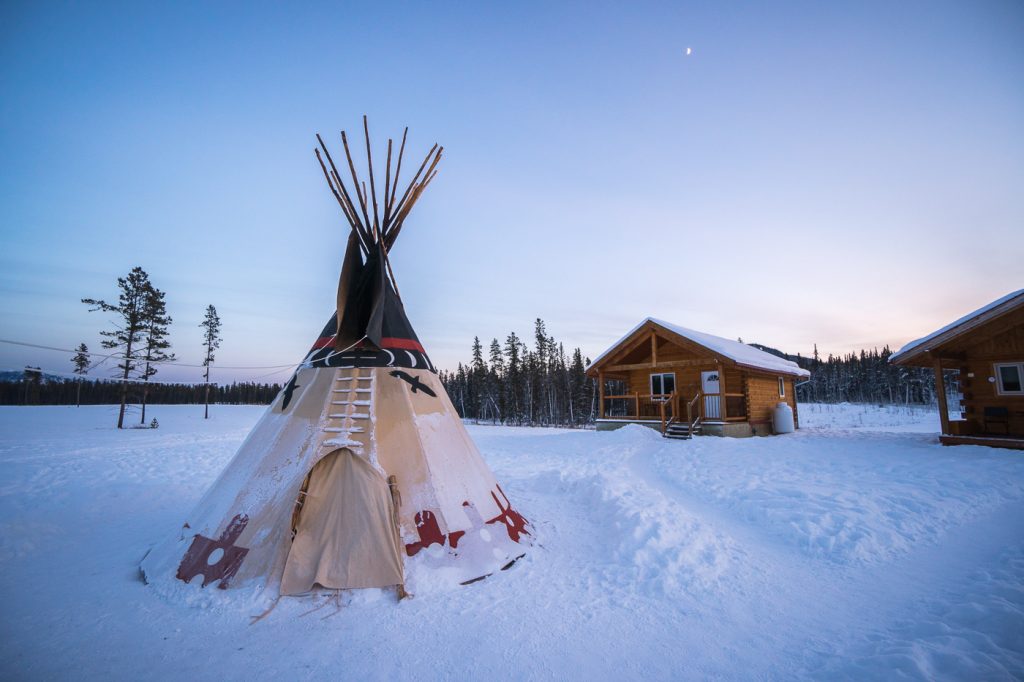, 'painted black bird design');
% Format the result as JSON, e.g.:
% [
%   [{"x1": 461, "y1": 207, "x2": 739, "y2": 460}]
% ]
[
  {"x1": 390, "y1": 370, "x2": 436, "y2": 397},
  {"x1": 281, "y1": 372, "x2": 301, "y2": 410}
]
